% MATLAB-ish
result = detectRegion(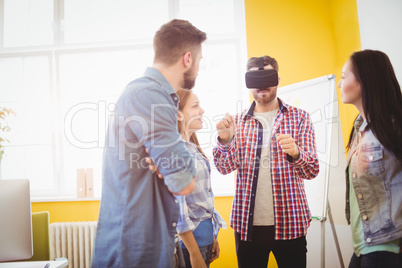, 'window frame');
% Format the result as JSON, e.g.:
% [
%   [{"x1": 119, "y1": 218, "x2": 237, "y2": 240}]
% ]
[{"x1": 0, "y1": 0, "x2": 248, "y2": 198}]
